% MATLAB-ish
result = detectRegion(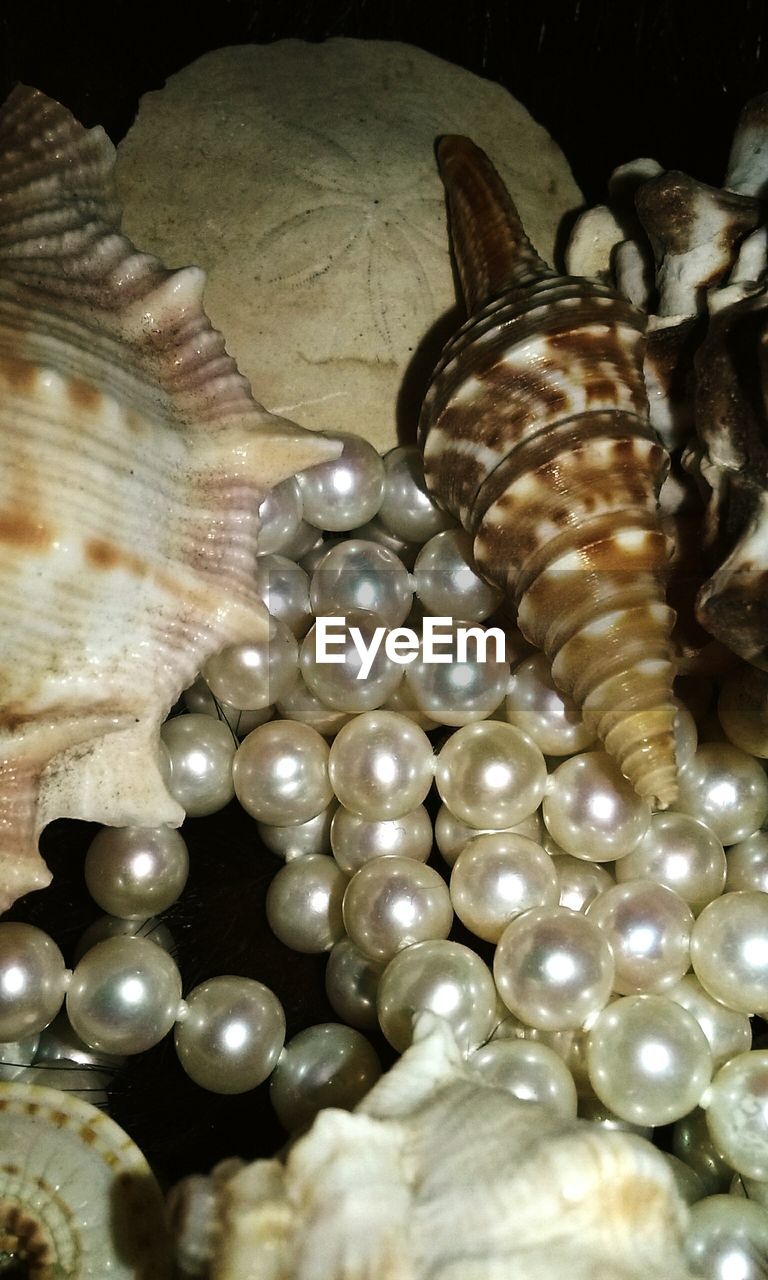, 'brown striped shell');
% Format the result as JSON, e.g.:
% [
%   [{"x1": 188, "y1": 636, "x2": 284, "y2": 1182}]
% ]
[
  {"x1": 0, "y1": 86, "x2": 339, "y2": 909},
  {"x1": 418, "y1": 136, "x2": 678, "y2": 808}
]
